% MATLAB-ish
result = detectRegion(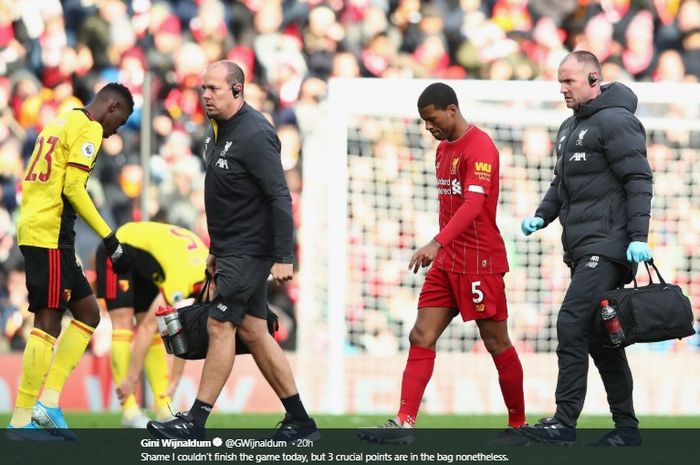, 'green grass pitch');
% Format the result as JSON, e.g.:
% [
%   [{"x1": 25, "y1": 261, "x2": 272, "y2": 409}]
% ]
[{"x1": 1, "y1": 413, "x2": 698, "y2": 428}]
